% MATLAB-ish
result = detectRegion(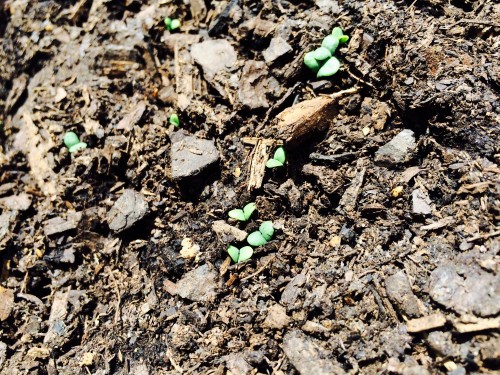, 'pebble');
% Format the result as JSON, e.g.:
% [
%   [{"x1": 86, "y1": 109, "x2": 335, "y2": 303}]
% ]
[
  {"x1": 0, "y1": 287, "x2": 14, "y2": 321},
  {"x1": 385, "y1": 270, "x2": 427, "y2": 317},
  {"x1": 107, "y1": 189, "x2": 148, "y2": 232},
  {"x1": 170, "y1": 132, "x2": 219, "y2": 180},
  {"x1": 283, "y1": 331, "x2": 345, "y2": 375},
  {"x1": 262, "y1": 304, "x2": 290, "y2": 329},
  {"x1": 412, "y1": 189, "x2": 432, "y2": 215},
  {"x1": 190, "y1": 39, "x2": 237, "y2": 79},
  {"x1": 263, "y1": 36, "x2": 292, "y2": 64},
  {"x1": 176, "y1": 264, "x2": 219, "y2": 302},
  {"x1": 375, "y1": 129, "x2": 416, "y2": 165}
]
